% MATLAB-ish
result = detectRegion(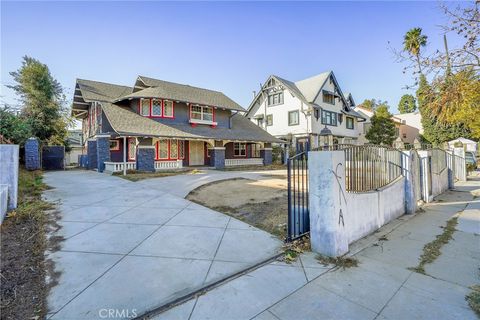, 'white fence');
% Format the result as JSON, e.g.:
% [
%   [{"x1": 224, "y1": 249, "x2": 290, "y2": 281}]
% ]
[
  {"x1": 104, "y1": 160, "x2": 183, "y2": 173},
  {"x1": 104, "y1": 162, "x2": 136, "y2": 173},
  {"x1": 225, "y1": 158, "x2": 263, "y2": 166},
  {"x1": 155, "y1": 160, "x2": 183, "y2": 170}
]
